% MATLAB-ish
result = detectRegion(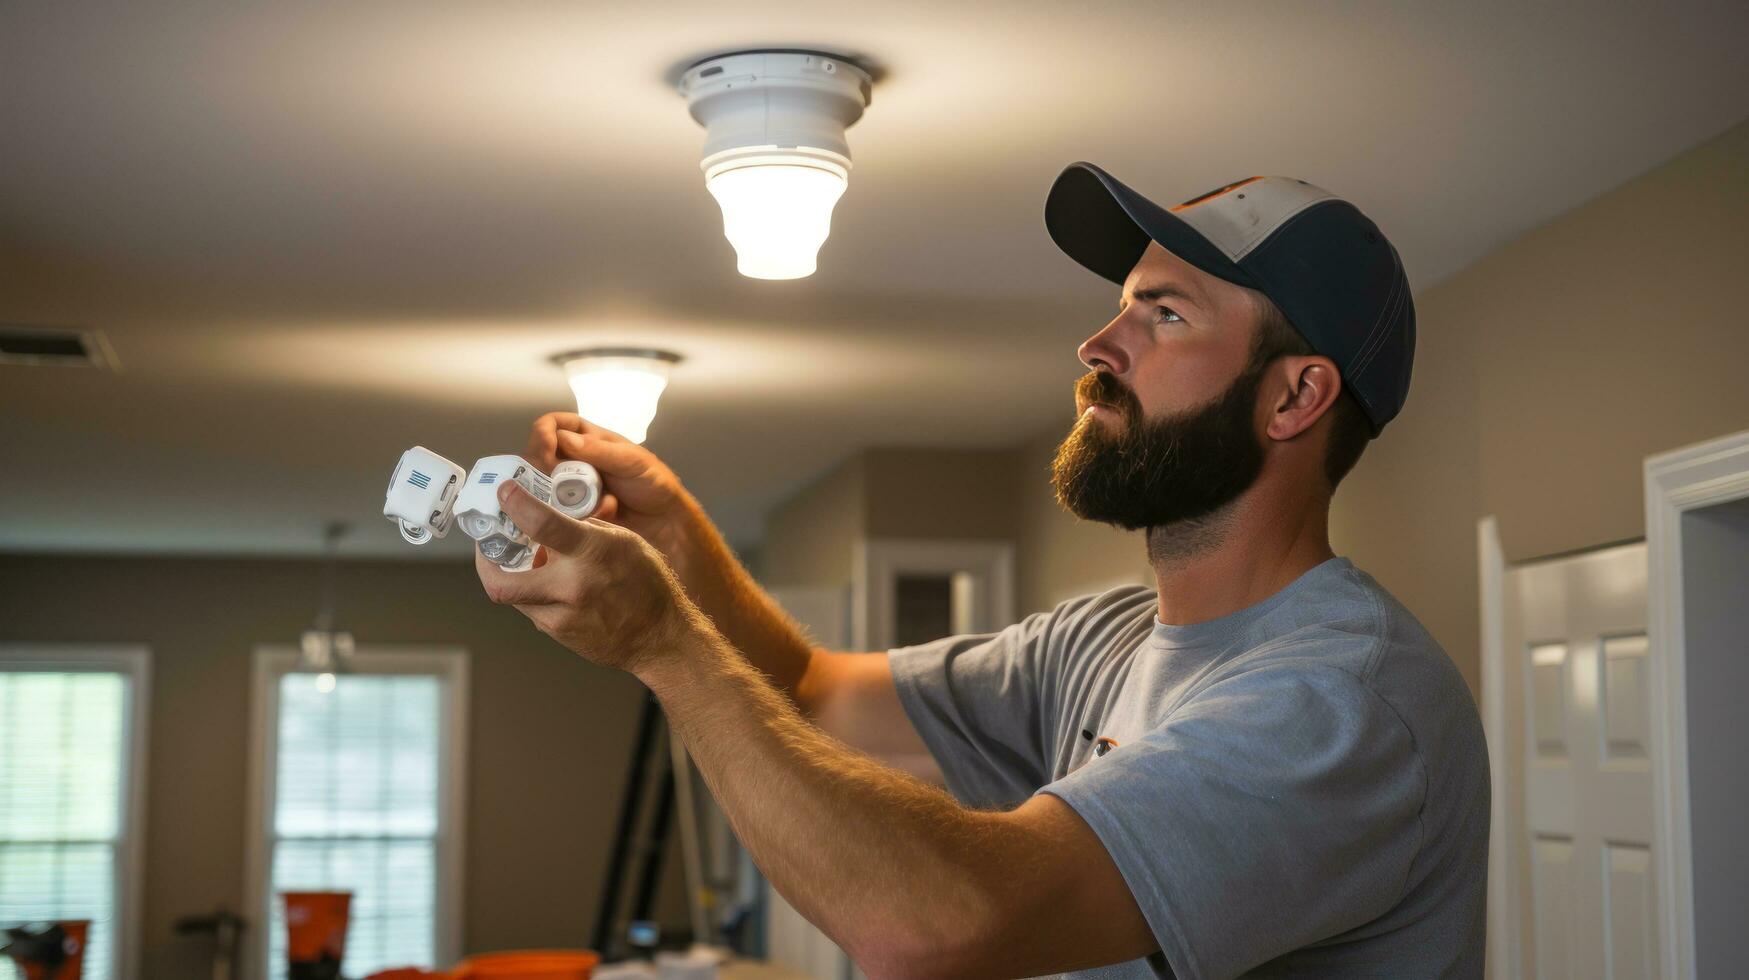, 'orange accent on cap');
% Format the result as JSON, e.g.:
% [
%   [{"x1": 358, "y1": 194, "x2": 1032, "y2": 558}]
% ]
[{"x1": 1171, "y1": 176, "x2": 1268, "y2": 212}]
